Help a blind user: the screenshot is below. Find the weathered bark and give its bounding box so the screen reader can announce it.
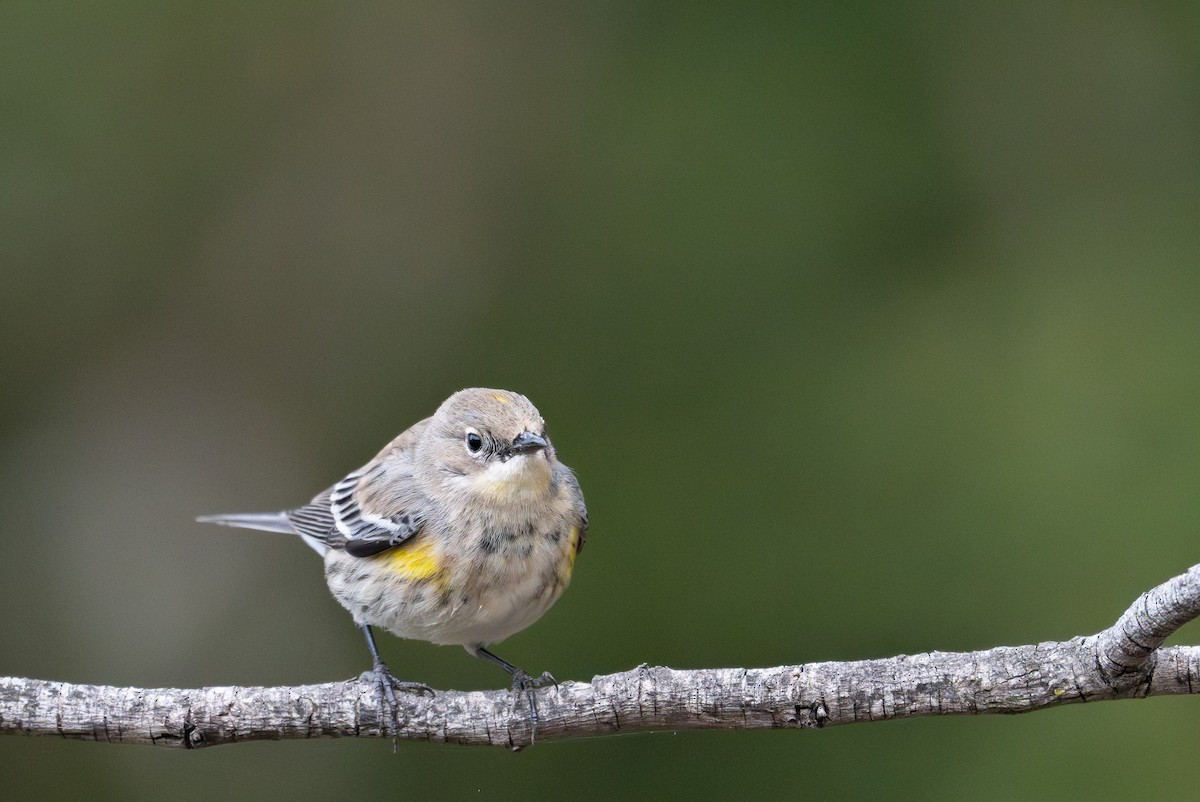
[4,563,1199,750]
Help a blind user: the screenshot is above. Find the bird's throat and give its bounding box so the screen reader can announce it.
[474,454,553,501]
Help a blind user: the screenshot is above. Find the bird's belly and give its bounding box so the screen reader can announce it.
[323,524,577,647]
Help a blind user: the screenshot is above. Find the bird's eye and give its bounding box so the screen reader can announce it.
[465,429,484,454]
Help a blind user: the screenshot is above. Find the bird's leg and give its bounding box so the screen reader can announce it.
[473,645,557,743]
[359,624,434,748]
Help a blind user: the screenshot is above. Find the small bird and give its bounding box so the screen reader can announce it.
[198,388,587,738]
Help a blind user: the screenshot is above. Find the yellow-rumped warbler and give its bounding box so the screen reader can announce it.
[198,388,587,734]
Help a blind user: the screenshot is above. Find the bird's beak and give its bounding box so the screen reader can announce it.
[509,431,548,455]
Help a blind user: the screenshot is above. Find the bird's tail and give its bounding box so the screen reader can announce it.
[197,511,328,556]
[196,511,296,534]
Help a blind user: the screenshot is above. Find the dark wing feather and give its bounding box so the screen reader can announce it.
[286,486,338,543]
[287,469,424,558]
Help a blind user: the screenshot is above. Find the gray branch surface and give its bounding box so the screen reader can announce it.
[4,563,1200,750]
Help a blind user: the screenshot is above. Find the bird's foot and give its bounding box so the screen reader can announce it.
[359,658,435,749]
[510,670,557,744]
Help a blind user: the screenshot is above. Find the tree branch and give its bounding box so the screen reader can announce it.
[4,563,1200,750]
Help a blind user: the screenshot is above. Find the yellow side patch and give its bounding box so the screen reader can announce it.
[565,526,581,573]
[379,536,444,584]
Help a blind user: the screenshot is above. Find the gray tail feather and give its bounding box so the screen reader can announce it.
[196,512,296,534]
[196,511,327,556]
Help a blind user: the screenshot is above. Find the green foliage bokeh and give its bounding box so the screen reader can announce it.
[2,2,1199,799]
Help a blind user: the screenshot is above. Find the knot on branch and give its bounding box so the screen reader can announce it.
[1094,564,1200,680]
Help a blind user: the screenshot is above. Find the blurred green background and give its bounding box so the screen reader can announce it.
[2,1,1199,799]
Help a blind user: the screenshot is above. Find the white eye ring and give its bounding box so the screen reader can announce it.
[464,427,484,455]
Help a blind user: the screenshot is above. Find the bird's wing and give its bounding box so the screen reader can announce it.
[559,464,588,554]
[287,471,423,558]
[289,421,431,558]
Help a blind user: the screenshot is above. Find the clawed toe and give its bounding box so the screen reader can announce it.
[512,669,557,694]
[533,671,558,691]
[359,665,434,699]
[390,679,436,697]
